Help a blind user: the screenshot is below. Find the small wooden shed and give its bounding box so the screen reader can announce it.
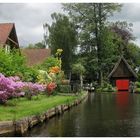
[108,56,137,91]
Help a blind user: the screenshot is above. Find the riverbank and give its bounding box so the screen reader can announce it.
[0,91,88,136]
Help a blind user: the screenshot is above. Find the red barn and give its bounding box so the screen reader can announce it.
[108,56,137,91]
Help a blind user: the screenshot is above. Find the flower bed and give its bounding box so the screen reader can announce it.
[0,73,45,104]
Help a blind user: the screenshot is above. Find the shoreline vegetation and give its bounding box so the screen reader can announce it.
[0,91,87,122]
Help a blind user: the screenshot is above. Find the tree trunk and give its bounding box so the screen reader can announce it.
[80,74,83,89]
[98,3,103,86]
[94,4,103,86]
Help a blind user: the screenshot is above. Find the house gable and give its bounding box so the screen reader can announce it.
[0,23,19,49]
[108,56,137,80]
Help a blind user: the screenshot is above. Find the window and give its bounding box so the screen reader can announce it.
[5,45,10,53]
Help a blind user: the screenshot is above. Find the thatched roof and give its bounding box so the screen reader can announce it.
[108,56,137,79]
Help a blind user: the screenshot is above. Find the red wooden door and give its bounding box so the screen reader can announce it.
[116,79,129,91]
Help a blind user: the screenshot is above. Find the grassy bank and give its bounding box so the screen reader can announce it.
[0,92,86,121]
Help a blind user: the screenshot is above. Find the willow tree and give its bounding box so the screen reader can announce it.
[63,3,122,86]
[44,13,77,77]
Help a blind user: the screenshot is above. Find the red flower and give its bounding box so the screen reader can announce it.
[47,82,57,93]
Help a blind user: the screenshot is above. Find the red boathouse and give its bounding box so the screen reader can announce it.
[108,56,137,91]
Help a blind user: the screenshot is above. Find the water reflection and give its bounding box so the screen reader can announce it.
[116,92,130,119]
[26,92,140,137]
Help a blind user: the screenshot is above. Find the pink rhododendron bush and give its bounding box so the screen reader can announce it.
[0,73,45,104]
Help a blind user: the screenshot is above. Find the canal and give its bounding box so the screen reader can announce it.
[25,92,140,137]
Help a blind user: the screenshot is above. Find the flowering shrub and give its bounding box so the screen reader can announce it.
[49,66,60,74]
[0,74,24,103]
[56,49,63,56]
[37,70,52,84]
[23,82,45,100]
[0,91,8,104]
[46,82,57,96]
[40,57,61,72]
[33,49,64,96]
[0,73,45,104]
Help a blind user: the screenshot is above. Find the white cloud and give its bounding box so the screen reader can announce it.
[1,3,140,47]
[110,3,140,46]
[0,3,63,46]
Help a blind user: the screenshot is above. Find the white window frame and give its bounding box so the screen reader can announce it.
[5,45,10,53]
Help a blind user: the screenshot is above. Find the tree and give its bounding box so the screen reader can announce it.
[26,41,45,49]
[110,21,135,55]
[35,42,46,48]
[72,63,85,88]
[44,13,77,76]
[127,43,140,69]
[63,3,122,85]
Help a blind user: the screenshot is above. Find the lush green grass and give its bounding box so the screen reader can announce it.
[0,93,85,121]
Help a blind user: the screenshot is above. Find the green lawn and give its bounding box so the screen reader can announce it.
[0,93,85,121]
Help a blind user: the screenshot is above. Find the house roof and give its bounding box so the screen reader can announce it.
[0,23,19,48]
[0,23,14,45]
[108,56,138,79]
[21,48,51,66]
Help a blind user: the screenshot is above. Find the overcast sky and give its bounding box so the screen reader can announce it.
[0,3,140,47]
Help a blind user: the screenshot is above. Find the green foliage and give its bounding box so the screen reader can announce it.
[126,43,140,69]
[0,94,84,121]
[58,85,71,93]
[55,71,65,85]
[62,3,122,84]
[0,49,24,76]
[0,49,38,82]
[135,82,140,93]
[72,62,85,89]
[135,82,140,88]
[37,70,52,84]
[26,41,45,48]
[137,73,140,82]
[96,82,117,92]
[22,67,38,82]
[44,13,77,74]
[135,88,140,92]
[39,56,61,72]
[72,63,85,75]
[35,42,46,48]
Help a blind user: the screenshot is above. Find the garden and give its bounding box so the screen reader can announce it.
[0,48,85,122]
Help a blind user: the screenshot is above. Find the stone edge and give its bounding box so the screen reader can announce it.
[0,92,88,136]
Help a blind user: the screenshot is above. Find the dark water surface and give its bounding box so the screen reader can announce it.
[25,92,140,137]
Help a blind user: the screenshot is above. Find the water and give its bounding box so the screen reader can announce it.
[25,92,140,137]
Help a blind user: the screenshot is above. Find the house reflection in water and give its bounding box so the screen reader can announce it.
[115,92,132,120]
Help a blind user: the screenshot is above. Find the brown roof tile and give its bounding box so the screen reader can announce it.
[21,48,51,66]
[0,23,14,45]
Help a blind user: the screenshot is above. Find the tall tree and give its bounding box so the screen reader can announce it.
[63,3,122,85]
[44,13,77,76]
[110,21,135,55]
